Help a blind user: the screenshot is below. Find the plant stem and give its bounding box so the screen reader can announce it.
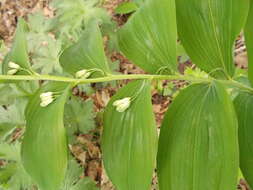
[0,75,77,83]
[0,74,210,83]
[0,74,252,94]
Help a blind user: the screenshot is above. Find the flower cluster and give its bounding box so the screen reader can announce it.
[40,92,54,107]
[7,62,20,75]
[113,97,131,112]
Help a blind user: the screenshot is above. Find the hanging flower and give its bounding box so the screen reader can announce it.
[7,69,18,75]
[40,92,54,107]
[113,97,131,112]
[8,61,20,69]
[7,61,20,75]
[75,69,91,79]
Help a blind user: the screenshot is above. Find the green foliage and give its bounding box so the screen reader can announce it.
[64,97,95,143]
[51,0,86,35]
[21,82,71,190]
[244,1,253,86]
[0,41,8,72]
[115,2,138,14]
[1,0,253,189]
[102,80,157,190]
[184,67,209,79]
[0,81,38,142]
[234,92,253,189]
[27,12,62,74]
[51,0,111,47]
[0,100,26,141]
[27,12,54,33]
[176,0,249,78]
[0,85,19,105]
[61,159,98,190]
[118,0,177,74]
[132,0,145,6]
[177,43,189,63]
[157,82,238,190]
[60,21,111,76]
[0,143,34,190]
[2,19,31,75]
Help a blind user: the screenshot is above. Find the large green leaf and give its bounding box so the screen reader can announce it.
[2,18,31,74]
[102,80,157,190]
[234,92,253,188]
[59,21,110,76]
[21,82,71,190]
[157,82,238,190]
[118,0,177,74]
[176,0,249,78]
[244,1,253,86]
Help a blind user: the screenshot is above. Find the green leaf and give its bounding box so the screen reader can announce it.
[27,32,63,75]
[64,97,95,143]
[0,124,14,142]
[28,12,54,33]
[157,82,239,190]
[177,42,189,63]
[60,21,110,76]
[133,0,145,6]
[11,81,39,97]
[115,2,138,14]
[61,159,83,190]
[0,40,9,74]
[234,92,253,188]
[0,99,27,141]
[70,179,98,190]
[0,143,34,190]
[51,0,112,48]
[0,143,20,161]
[102,80,157,190]
[26,12,63,75]
[118,0,177,74]
[176,0,249,78]
[50,0,87,45]
[21,82,71,190]
[0,85,17,105]
[244,1,253,86]
[76,84,95,95]
[0,163,17,184]
[61,159,98,190]
[3,165,34,190]
[2,18,31,74]
[0,81,39,103]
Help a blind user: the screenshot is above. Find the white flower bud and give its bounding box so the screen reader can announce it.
[40,97,54,107]
[40,92,53,100]
[40,92,54,107]
[8,61,20,69]
[7,69,18,75]
[75,69,91,79]
[113,97,131,112]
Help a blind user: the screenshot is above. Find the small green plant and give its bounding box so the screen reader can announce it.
[1,0,253,190]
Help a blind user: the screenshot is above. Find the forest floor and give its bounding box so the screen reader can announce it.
[0,0,249,190]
